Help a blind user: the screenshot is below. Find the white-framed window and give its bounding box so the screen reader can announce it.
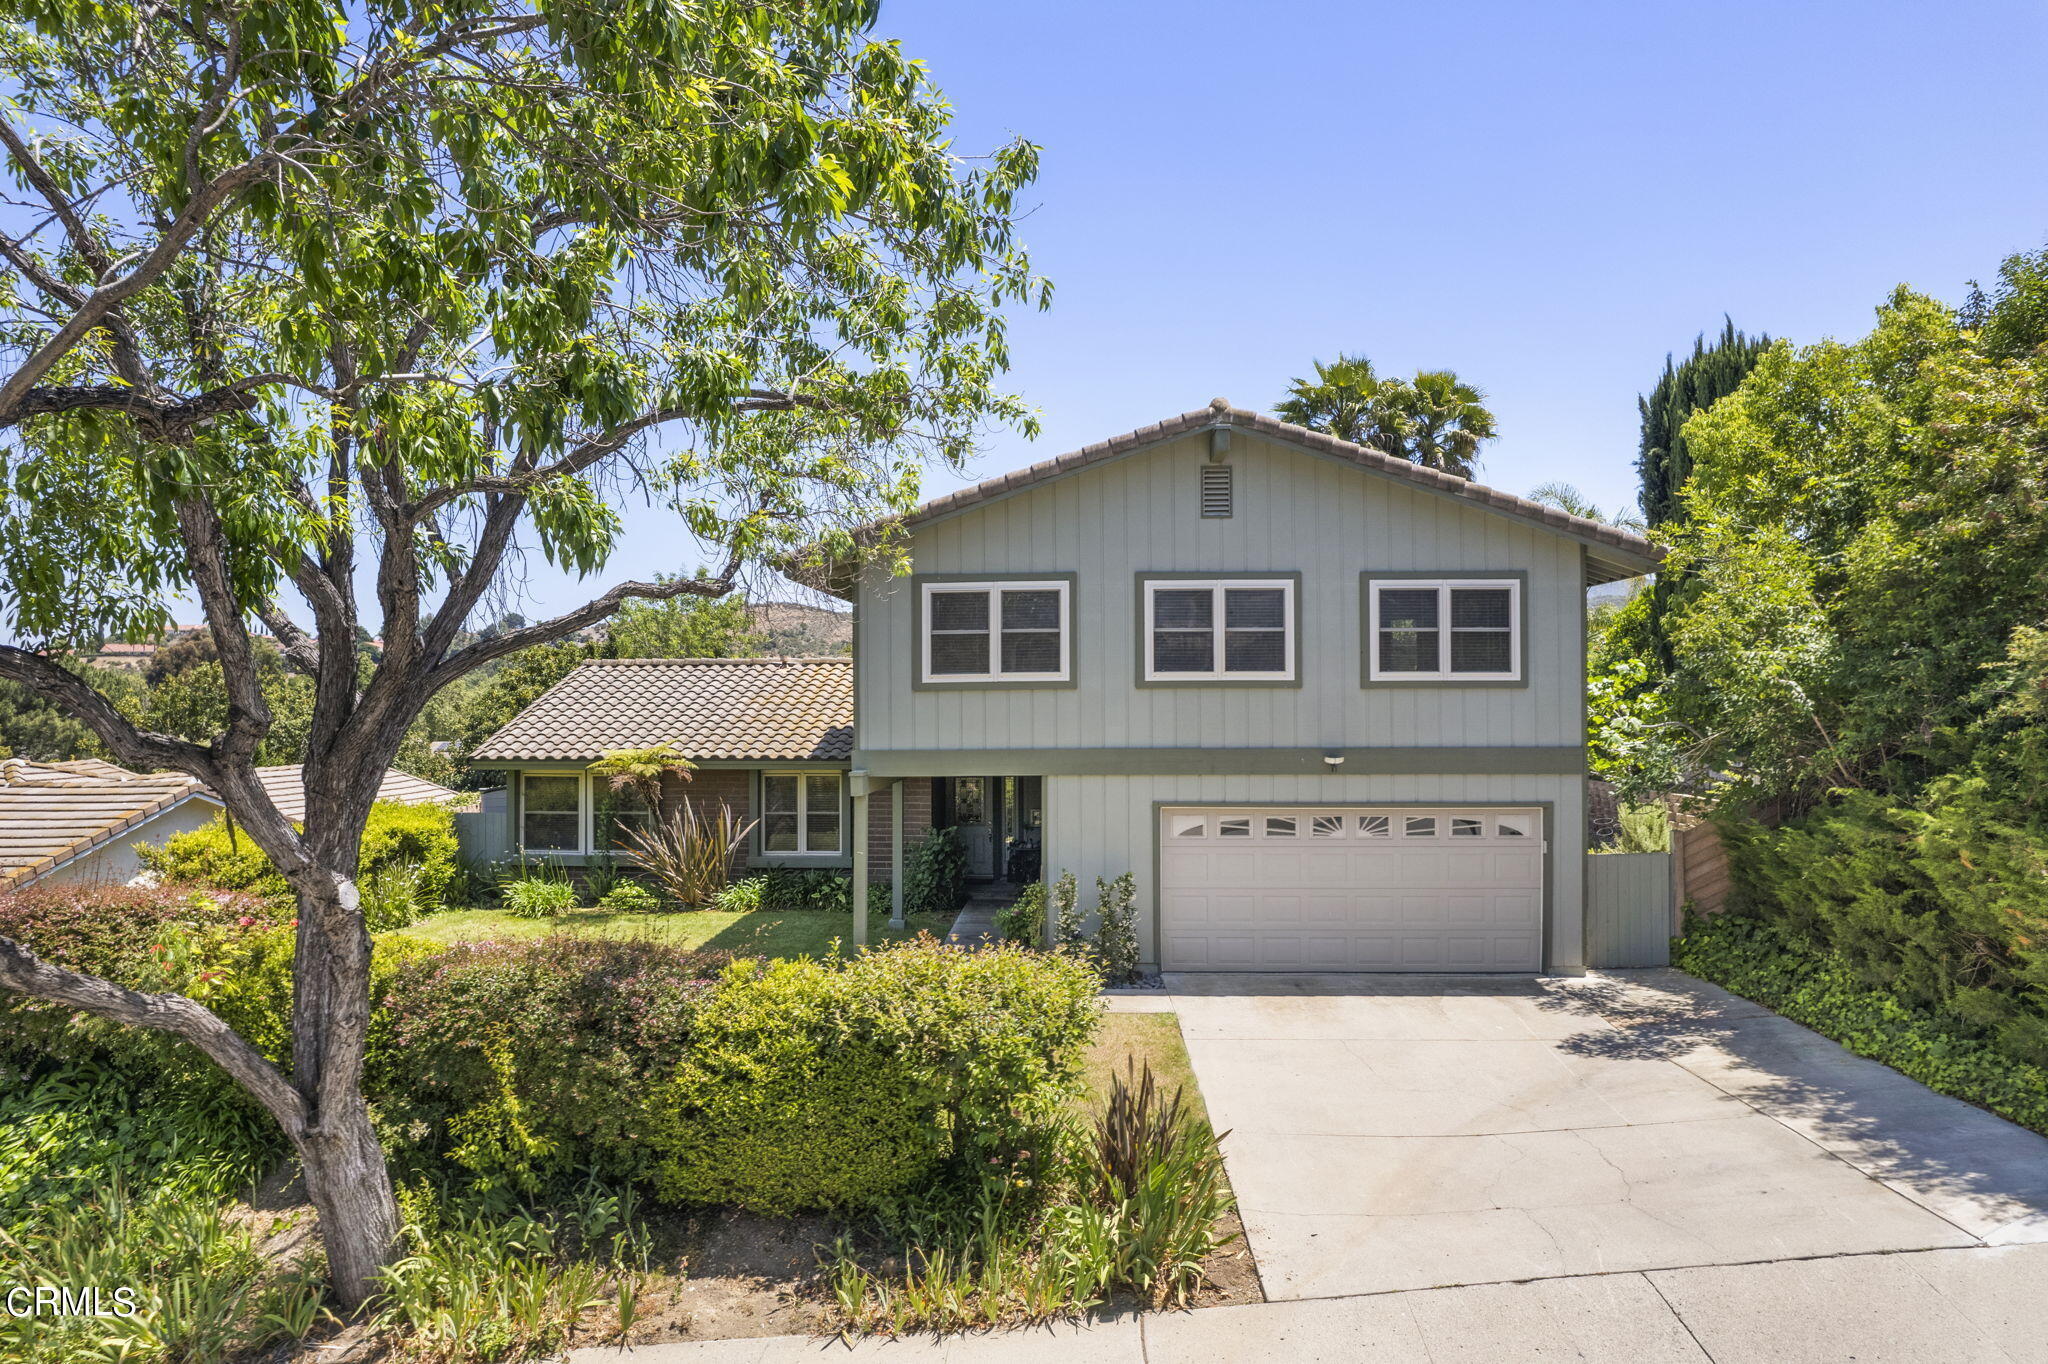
[761,771,844,855]
[1368,579,1520,681]
[1143,578,1295,681]
[596,782,657,852]
[521,773,582,853]
[921,580,1071,683]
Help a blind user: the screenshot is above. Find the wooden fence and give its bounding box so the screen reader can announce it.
[1670,815,1732,918]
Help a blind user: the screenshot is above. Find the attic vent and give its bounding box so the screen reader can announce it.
[1199,464,1234,518]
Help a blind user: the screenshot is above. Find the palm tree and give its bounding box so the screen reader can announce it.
[1525,481,1647,532]
[1276,356,1497,479]
[1275,354,1408,450]
[1392,370,1496,479]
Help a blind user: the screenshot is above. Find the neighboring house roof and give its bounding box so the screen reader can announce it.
[250,765,465,821]
[795,401,1662,591]
[0,759,222,891]
[469,657,854,764]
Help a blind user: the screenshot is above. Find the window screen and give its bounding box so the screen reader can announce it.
[1371,581,1519,679]
[923,582,1067,681]
[927,590,990,675]
[763,772,842,854]
[522,774,580,853]
[1146,580,1294,679]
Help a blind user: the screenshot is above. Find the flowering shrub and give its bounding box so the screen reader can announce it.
[367,937,732,1190]
[0,885,285,1141]
[0,883,275,988]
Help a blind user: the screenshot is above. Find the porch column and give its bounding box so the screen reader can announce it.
[889,779,905,929]
[851,770,870,947]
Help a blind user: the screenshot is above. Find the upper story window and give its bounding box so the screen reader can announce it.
[921,580,1071,684]
[1143,577,1296,682]
[1367,578,1521,682]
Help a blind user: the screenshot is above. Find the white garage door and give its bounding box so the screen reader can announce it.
[1159,806,1545,972]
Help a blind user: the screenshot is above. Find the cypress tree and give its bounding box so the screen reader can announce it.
[1636,318,1772,527]
[1637,320,1772,666]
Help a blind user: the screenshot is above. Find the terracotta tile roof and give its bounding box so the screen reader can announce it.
[0,759,221,891]
[469,657,854,764]
[792,401,1663,590]
[251,765,466,821]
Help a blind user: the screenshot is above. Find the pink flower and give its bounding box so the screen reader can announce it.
[237,916,256,929]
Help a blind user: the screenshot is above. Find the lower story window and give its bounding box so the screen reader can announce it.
[596,783,657,851]
[762,772,843,854]
[522,774,580,852]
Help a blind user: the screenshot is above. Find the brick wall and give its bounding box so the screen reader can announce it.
[658,767,753,876]
[866,777,933,884]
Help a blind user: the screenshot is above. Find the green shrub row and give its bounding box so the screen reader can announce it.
[1719,777,2048,1066]
[716,833,966,920]
[1,885,1105,1211]
[1674,912,2048,1134]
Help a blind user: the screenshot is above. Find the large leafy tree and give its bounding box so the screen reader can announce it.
[1661,280,2048,806]
[1276,354,1496,478]
[0,0,1042,1306]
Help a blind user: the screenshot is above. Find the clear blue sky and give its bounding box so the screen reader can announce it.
[209,1,2048,622]
[535,0,2048,617]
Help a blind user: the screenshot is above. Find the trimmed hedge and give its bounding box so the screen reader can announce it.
[650,940,1100,1214]
[0,884,277,1065]
[1675,912,2048,1134]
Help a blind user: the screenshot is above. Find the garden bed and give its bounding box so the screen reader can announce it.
[258,1009,1260,1355]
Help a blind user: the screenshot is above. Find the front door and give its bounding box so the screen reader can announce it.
[954,777,994,878]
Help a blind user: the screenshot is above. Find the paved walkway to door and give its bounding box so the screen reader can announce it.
[1166,969,2048,1302]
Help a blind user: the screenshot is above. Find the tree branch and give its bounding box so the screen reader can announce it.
[258,605,322,675]
[173,499,275,773]
[0,936,307,1136]
[427,548,744,689]
[0,377,297,437]
[406,391,826,519]
[0,645,214,778]
[0,153,279,419]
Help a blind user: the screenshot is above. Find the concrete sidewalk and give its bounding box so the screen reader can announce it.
[567,1242,2048,1363]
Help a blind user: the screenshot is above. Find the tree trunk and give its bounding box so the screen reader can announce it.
[294,1090,401,1311]
[287,862,400,1312]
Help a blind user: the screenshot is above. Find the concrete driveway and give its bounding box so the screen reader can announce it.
[1160,969,2048,1303]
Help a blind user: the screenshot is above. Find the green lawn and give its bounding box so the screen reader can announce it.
[406,907,954,957]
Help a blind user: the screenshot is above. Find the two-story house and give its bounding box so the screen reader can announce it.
[470,400,1660,974]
